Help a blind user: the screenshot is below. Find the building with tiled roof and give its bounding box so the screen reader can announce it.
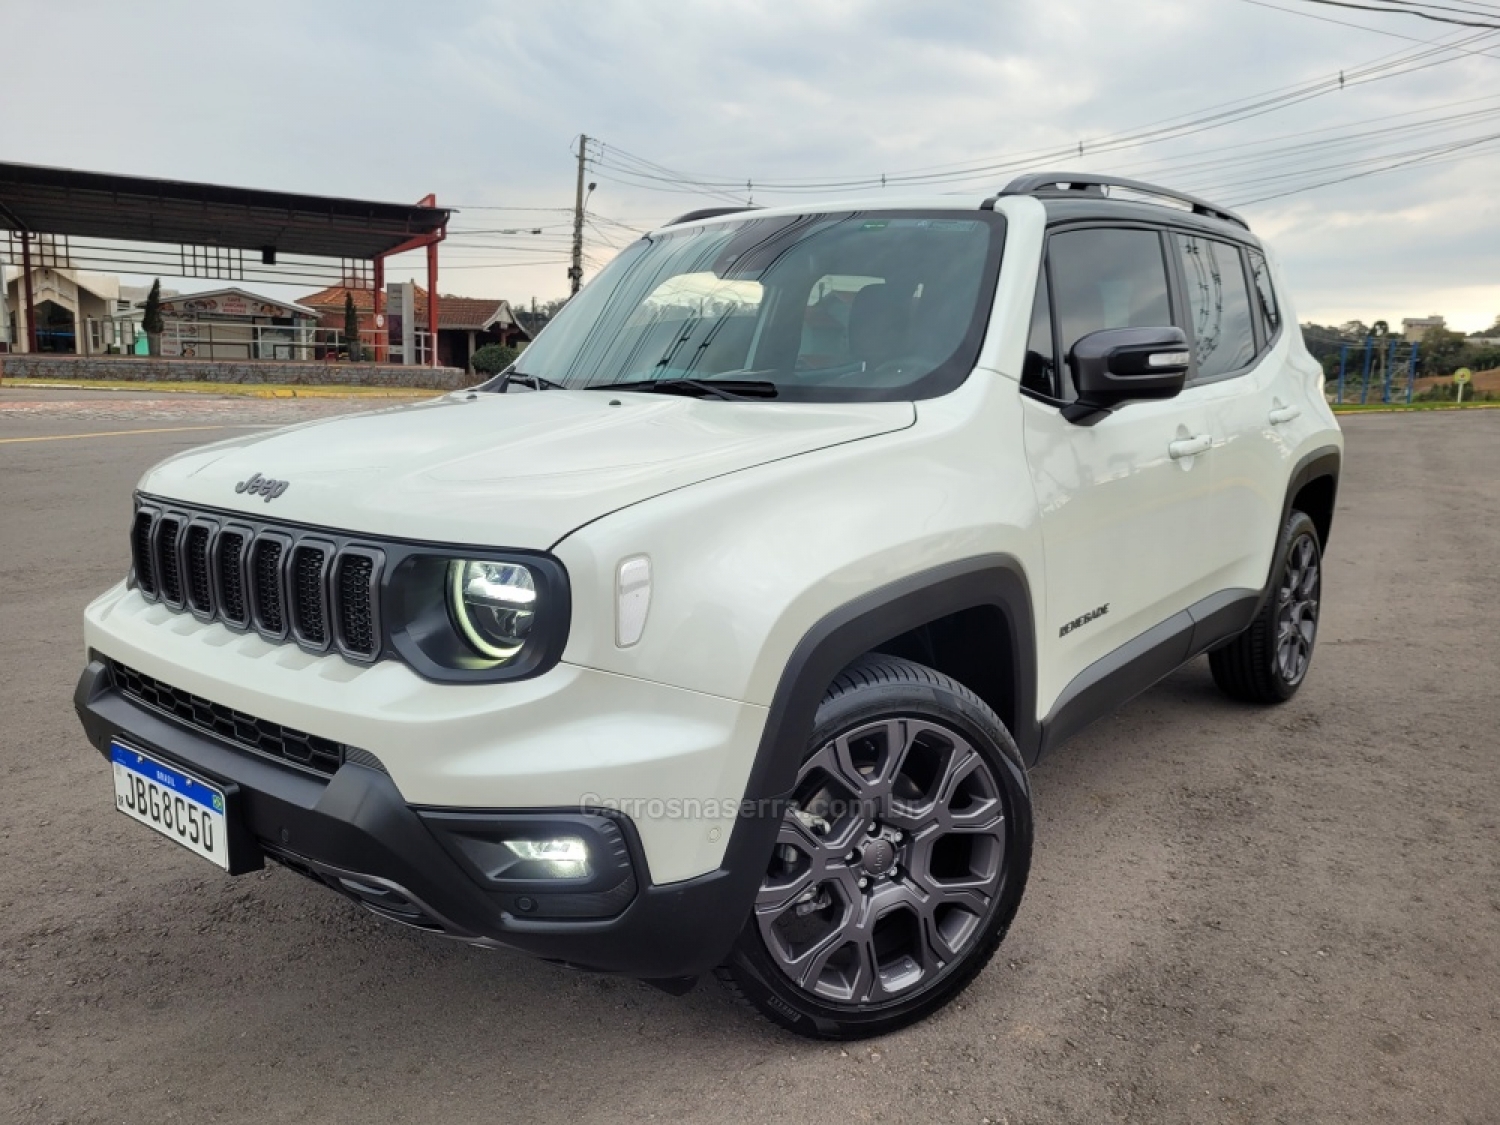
[298,283,531,369]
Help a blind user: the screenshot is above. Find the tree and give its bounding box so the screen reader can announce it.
[515,296,570,335]
[471,342,520,375]
[343,292,362,363]
[1415,326,1467,377]
[1339,319,1371,339]
[142,279,164,357]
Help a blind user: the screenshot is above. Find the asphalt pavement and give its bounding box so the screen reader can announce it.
[2,388,1496,1124]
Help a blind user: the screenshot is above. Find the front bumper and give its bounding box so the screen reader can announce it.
[75,659,771,979]
[83,583,769,885]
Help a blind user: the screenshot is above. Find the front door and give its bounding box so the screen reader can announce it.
[1021,225,1224,717]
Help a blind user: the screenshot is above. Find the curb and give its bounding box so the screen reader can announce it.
[0,378,441,400]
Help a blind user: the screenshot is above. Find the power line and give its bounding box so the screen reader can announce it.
[1120,97,1500,188]
[589,28,1499,198]
[1294,0,1500,27]
[1227,128,1500,202]
[1238,0,1500,51]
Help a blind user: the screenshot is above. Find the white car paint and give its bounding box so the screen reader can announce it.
[85,191,1342,885]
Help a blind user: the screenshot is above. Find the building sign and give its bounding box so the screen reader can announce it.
[387,281,415,365]
[159,291,296,319]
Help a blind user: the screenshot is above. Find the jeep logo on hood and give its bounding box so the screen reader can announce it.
[235,473,289,502]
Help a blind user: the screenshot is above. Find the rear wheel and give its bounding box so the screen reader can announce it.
[719,655,1032,1039]
[1210,509,1322,703]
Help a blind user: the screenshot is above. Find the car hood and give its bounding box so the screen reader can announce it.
[140,390,916,548]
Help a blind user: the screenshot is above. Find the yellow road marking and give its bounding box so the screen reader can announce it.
[0,424,259,446]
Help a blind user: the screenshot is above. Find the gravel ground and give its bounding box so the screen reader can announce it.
[2,390,1496,1124]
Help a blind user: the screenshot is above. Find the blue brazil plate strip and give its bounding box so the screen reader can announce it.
[110,742,224,813]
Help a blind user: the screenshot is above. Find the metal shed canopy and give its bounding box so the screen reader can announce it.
[0,161,450,260]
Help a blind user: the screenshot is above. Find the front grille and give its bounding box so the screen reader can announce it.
[131,509,157,596]
[215,528,249,626]
[156,515,184,606]
[333,552,378,657]
[183,523,214,615]
[250,537,286,635]
[108,658,348,776]
[129,505,383,663]
[290,544,330,646]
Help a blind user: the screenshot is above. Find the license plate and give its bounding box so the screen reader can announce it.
[111,741,230,870]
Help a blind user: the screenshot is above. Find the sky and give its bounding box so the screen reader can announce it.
[3,0,1498,332]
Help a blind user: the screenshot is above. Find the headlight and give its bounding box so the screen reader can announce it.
[384,550,569,683]
[448,559,538,662]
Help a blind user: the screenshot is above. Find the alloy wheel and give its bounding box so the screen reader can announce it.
[1276,534,1320,685]
[755,717,1009,1006]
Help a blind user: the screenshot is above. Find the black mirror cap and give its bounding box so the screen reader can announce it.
[1063,327,1190,425]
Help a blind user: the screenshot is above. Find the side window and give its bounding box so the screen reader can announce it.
[1247,249,1281,338]
[1048,228,1172,392]
[1021,267,1057,397]
[1175,235,1256,379]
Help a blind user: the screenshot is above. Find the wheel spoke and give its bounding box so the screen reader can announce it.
[791,923,853,989]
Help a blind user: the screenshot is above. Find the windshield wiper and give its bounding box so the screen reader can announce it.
[484,369,564,392]
[589,378,779,401]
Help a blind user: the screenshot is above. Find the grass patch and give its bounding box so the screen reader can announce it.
[1332,401,1500,414]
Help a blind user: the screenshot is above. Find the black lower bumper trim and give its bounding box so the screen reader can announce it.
[74,658,767,978]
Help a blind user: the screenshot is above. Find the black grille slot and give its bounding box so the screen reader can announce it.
[127,502,384,665]
[215,529,249,626]
[184,524,215,615]
[334,553,378,658]
[155,516,184,606]
[290,544,329,647]
[251,537,286,635]
[131,509,158,596]
[108,659,347,776]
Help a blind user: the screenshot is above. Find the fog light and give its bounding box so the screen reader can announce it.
[504,836,591,879]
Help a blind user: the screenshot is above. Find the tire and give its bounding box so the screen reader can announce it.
[1209,509,1323,704]
[718,654,1033,1039]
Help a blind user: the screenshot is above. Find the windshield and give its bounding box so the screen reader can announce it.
[515,210,1005,402]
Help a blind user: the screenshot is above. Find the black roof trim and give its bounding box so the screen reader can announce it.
[995,172,1249,231]
[663,206,761,227]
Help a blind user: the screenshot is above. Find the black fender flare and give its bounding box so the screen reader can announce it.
[699,555,1037,964]
[746,554,1039,805]
[1258,445,1341,609]
[704,555,1038,949]
[1281,445,1341,548]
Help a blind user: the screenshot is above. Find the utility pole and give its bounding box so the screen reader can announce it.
[569,135,595,297]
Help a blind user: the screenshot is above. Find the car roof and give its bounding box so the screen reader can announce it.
[655,174,1257,245]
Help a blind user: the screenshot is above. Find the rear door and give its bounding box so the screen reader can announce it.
[1022,224,1225,715]
[1169,234,1300,596]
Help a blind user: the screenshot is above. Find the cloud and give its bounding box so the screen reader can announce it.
[1,0,1495,327]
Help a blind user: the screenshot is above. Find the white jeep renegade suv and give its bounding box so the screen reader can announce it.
[77,173,1341,1039]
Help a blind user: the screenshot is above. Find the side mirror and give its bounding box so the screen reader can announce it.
[1062,327,1191,426]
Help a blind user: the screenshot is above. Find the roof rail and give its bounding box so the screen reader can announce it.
[993,172,1249,230]
[663,205,760,227]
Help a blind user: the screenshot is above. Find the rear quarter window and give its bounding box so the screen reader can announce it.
[1175,234,1256,380]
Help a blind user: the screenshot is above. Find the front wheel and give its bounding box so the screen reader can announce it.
[1210,509,1323,703]
[718,655,1032,1039]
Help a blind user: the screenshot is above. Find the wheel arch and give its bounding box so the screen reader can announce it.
[744,555,1039,812]
[1282,445,1341,554]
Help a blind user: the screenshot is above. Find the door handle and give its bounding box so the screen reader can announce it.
[1269,404,1301,425]
[1168,434,1212,460]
